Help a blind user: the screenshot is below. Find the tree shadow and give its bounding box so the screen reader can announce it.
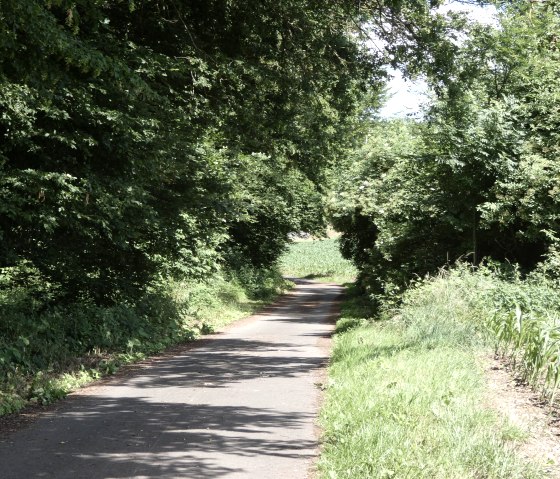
[302,272,334,280]
[1,397,316,478]
[0,281,344,478]
[118,337,328,390]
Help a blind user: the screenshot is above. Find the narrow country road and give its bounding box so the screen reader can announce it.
[0,280,343,479]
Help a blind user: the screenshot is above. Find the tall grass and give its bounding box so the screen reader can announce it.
[279,238,357,283]
[319,278,544,478]
[431,265,560,403]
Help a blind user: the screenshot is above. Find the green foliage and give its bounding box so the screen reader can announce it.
[397,263,560,403]
[321,3,560,474]
[328,2,560,297]
[319,286,542,478]
[0,0,386,413]
[225,153,327,268]
[0,0,377,304]
[483,271,560,403]
[328,119,442,297]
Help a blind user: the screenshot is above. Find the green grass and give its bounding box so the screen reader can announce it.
[401,266,560,402]
[279,238,357,283]
[318,284,544,478]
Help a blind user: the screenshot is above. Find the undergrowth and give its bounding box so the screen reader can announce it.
[0,267,290,416]
[404,264,560,403]
[319,274,545,478]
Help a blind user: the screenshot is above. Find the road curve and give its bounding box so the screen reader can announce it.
[0,279,343,479]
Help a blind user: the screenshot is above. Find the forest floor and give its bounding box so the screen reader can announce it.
[0,279,342,479]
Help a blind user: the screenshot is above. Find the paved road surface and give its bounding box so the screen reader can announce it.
[0,280,342,479]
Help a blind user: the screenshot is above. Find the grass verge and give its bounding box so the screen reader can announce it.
[280,238,357,283]
[0,269,291,416]
[318,284,544,478]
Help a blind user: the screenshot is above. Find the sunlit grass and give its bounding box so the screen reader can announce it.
[318,286,543,478]
[279,238,357,284]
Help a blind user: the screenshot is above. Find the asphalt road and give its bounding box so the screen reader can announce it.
[0,280,342,479]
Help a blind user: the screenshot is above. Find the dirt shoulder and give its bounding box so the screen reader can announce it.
[484,355,560,477]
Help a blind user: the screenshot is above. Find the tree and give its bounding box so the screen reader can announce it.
[0,0,376,304]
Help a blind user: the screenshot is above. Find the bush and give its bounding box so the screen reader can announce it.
[395,263,560,402]
[0,264,289,415]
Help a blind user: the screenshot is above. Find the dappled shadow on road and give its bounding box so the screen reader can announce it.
[0,280,343,479]
[117,282,342,391]
[1,397,315,478]
[255,281,343,326]
[121,338,326,390]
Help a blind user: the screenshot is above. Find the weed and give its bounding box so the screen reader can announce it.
[402,265,560,402]
[319,282,544,478]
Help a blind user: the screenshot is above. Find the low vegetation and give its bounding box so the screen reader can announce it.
[278,239,557,477]
[426,265,560,403]
[0,268,289,416]
[319,277,546,478]
[280,238,357,284]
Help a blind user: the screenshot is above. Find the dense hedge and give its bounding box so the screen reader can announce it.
[328,2,560,299]
[0,0,373,303]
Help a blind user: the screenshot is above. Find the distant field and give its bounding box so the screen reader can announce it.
[279,238,357,284]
